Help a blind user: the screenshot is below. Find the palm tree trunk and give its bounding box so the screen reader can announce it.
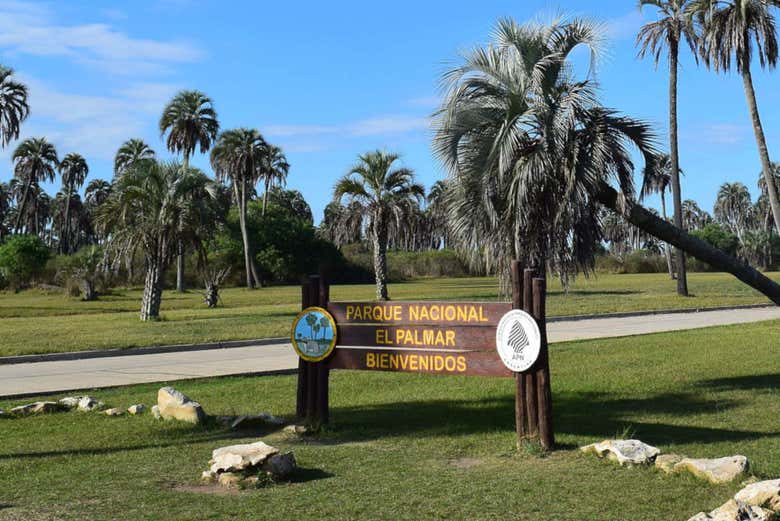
[176,153,190,292]
[373,216,389,301]
[742,67,780,236]
[660,192,675,280]
[63,189,71,254]
[669,41,688,295]
[597,183,780,305]
[262,178,269,216]
[239,197,254,289]
[140,258,164,321]
[14,181,30,234]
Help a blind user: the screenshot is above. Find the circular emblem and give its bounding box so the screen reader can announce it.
[495,310,541,372]
[291,306,337,362]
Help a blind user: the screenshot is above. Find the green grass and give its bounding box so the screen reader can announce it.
[2,319,780,520]
[0,271,777,357]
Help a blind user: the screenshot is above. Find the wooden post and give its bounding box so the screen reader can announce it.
[316,274,330,425]
[533,277,554,450]
[296,281,311,419]
[523,268,539,438]
[510,261,527,442]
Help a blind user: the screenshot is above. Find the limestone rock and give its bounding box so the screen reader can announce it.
[734,479,780,511]
[209,441,279,474]
[580,439,660,466]
[11,401,62,416]
[157,387,206,424]
[655,453,685,474]
[201,470,216,483]
[283,424,310,436]
[217,472,242,489]
[0,409,5,418]
[127,404,146,415]
[262,452,297,479]
[230,413,287,430]
[104,408,124,416]
[674,456,749,484]
[77,396,103,412]
[151,405,161,419]
[687,499,775,521]
[58,397,81,410]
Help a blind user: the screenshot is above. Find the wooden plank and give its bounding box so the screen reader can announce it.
[327,347,511,377]
[337,324,497,351]
[328,301,511,326]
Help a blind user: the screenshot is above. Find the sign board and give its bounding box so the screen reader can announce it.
[323,301,513,377]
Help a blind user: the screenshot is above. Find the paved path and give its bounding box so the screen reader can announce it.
[2,306,779,398]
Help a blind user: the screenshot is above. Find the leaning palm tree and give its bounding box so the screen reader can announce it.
[114,139,155,177]
[714,181,754,240]
[12,137,58,234]
[58,153,89,254]
[259,144,289,215]
[334,150,424,300]
[434,16,780,303]
[641,154,679,279]
[0,66,29,148]
[160,90,219,292]
[637,0,699,295]
[210,128,266,288]
[97,161,219,320]
[692,0,780,237]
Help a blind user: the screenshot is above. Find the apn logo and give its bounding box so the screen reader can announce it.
[507,321,529,359]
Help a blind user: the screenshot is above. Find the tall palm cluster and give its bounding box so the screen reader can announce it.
[0,77,292,319]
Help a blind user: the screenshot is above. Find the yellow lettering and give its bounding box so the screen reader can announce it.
[380,352,389,369]
[457,307,467,322]
[479,306,488,322]
[366,352,376,368]
[445,305,455,321]
[409,355,418,371]
[446,330,455,346]
[468,307,478,322]
[456,356,466,372]
[445,357,456,371]
[420,356,429,371]
[434,356,445,371]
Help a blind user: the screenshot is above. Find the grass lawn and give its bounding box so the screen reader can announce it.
[2,319,780,520]
[0,271,778,357]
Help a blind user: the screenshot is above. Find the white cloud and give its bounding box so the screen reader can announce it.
[683,123,750,146]
[605,10,644,41]
[0,0,202,75]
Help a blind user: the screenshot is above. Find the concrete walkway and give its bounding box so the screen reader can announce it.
[2,306,779,398]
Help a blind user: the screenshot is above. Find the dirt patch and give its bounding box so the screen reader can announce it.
[449,457,483,469]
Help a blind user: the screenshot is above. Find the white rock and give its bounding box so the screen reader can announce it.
[77,396,103,412]
[201,470,216,483]
[127,404,146,415]
[580,439,660,466]
[655,453,685,474]
[674,456,749,484]
[687,499,774,521]
[209,441,279,474]
[104,408,124,416]
[58,397,81,410]
[11,401,62,415]
[283,424,309,435]
[157,387,206,424]
[151,405,161,419]
[734,479,780,511]
[217,472,242,489]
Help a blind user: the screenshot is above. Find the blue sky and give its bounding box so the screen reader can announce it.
[0,0,778,223]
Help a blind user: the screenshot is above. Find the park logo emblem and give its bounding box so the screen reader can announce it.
[291,306,338,362]
[495,309,541,372]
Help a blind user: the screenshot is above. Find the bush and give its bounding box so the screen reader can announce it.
[0,235,50,290]
[341,245,470,281]
[620,249,667,274]
[690,224,740,256]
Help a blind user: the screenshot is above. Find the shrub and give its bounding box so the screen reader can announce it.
[0,235,50,290]
[620,249,667,274]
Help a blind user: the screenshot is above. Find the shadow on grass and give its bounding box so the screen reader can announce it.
[290,467,334,484]
[547,290,640,297]
[697,373,780,391]
[326,390,764,447]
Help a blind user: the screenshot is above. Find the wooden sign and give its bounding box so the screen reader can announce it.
[294,262,554,450]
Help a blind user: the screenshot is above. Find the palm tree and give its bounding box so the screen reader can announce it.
[160,90,220,292]
[641,154,680,279]
[692,0,780,237]
[434,16,780,303]
[427,180,450,249]
[97,160,219,320]
[637,0,699,295]
[0,66,29,147]
[259,144,289,215]
[58,153,89,254]
[681,199,711,230]
[84,179,112,210]
[12,137,58,234]
[715,181,754,240]
[210,128,266,288]
[114,139,155,177]
[334,150,424,300]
